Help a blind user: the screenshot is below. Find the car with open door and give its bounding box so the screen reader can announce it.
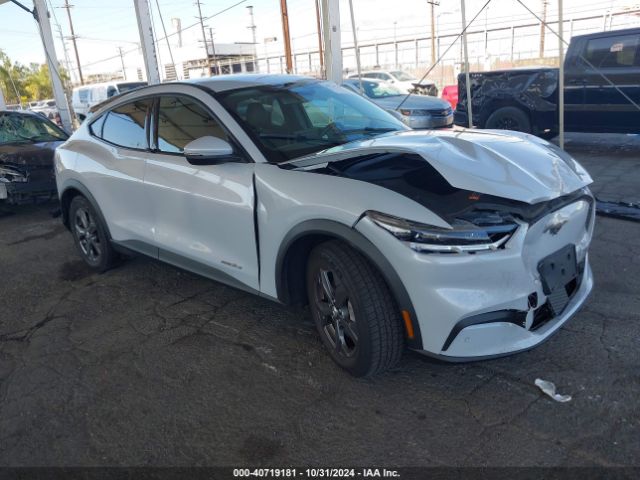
[55,75,595,377]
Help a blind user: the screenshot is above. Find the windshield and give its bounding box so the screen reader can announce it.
[217,81,406,163]
[0,113,68,145]
[349,80,404,99]
[390,71,416,82]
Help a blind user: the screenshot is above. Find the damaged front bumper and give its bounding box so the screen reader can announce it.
[355,194,595,360]
[0,164,57,204]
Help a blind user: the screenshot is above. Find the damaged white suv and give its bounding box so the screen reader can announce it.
[55,75,595,376]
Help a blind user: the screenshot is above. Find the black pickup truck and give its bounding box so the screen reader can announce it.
[454,28,640,138]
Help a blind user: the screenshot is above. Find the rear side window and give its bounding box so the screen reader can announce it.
[157,96,228,154]
[585,34,639,68]
[100,98,151,149]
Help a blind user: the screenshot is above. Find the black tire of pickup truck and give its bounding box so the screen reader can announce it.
[485,106,532,133]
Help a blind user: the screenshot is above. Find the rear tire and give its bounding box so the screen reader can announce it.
[306,240,404,377]
[69,195,118,272]
[485,106,532,133]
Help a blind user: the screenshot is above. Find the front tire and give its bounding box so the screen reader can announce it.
[306,241,404,377]
[485,106,532,133]
[69,195,117,272]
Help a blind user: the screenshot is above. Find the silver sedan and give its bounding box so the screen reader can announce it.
[342,78,453,129]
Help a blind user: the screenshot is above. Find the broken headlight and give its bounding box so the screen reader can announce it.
[366,210,518,253]
[0,165,28,183]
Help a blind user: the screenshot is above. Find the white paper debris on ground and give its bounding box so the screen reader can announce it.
[535,378,572,403]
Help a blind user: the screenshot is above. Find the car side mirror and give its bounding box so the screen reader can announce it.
[183,136,236,165]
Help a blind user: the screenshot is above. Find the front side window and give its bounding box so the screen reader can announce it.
[156,96,229,154]
[100,98,151,149]
[585,34,639,68]
[217,80,406,163]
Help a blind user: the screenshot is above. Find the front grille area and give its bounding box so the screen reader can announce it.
[531,260,585,331]
[428,108,452,117]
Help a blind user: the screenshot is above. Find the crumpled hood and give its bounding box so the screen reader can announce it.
[300,129,592,204]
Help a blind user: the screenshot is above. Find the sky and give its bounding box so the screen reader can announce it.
[0,0,633,79]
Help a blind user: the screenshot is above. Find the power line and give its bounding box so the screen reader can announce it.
[396,0,492,112]
[155,0,176,74]
[79,0,248,70]
[195,0,210,73]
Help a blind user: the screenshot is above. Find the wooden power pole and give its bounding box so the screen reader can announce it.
[63,0,83,85]
[539,0,548,58]
[280,0,293,73]
[428,1,439,66]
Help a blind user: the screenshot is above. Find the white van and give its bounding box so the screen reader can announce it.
[72,81,146,121]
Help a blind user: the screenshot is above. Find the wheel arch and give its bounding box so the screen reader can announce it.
[59,179,112,240]
[275,219,423,350]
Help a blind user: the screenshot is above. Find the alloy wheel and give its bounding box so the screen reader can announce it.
[313,269,358,358]
[74,206,102,262]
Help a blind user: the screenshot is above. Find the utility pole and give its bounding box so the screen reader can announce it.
[321,0,341,84]
[117,47,127,80]
[460,0,473,128]
[315,0,324,72]
[280,0,293,73]
[195,0,210,73]
[558,0,565,149]
[246,5,257,45]
[55,24,75,84]
[539,0,548,58]
[33,0,73,131]
[63,0,83,85]
[428,1,439,66]
[133,0,161,84]
[246,5,257,72]
[208,28,220,75]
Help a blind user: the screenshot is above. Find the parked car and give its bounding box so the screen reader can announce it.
[30,98,59,123]
[55,75,594,376]
[0,110,69,204]
[72,81,147,121]
[455,28,640,137]
[441,85,458,110]
[348,70,438,96]
[342,78,452,129]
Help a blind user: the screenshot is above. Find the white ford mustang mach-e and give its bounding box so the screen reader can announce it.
[55,75,595,376]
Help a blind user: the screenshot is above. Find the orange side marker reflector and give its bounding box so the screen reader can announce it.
[401,310,415,339]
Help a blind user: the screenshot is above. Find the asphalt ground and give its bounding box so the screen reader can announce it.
[0,133,638,468]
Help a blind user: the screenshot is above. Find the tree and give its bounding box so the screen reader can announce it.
[0,49,70,105]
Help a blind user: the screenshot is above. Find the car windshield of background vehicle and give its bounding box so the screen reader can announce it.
[390,70,416,81]
[0,113,68,145]
[217,81,406,163]
[359,81,405,99]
